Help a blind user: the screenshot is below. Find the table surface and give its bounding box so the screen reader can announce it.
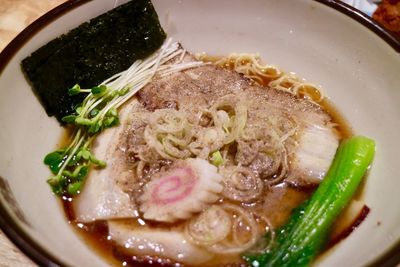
[0,2,67,265]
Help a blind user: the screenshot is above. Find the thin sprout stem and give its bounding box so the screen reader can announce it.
[107,62,141,88]
[150,38,172,77]
[97,95,120,121]
[65,129,81,153]
[114,79,150,108]
[86,97,106,115]
[101,70,125,85]
[80,97,97,117]
[85,90,115,116]
[57,136,85,175]
[84,135,96,149]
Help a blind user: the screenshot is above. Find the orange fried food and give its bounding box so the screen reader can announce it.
[373,0,400,36]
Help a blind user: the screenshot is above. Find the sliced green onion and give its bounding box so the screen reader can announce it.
[67,84,81,96]
[211,151,224,166]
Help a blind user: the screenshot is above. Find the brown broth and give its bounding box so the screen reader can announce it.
[59,55,362,267]
[62,184,313,267]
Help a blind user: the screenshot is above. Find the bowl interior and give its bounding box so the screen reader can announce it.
[0,0,399,266]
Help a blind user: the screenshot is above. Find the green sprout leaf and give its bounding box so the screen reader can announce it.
[109,90,119,98]
[75,117,93,126]
[90,108,99,117]
[88,121,102,133]
[67,181,83,195]
[67,154,79,166]
[61,114,77,124]
[118,86,130,96]
[77,148,91,161]
[75,106,83,115]
[211,151,224,166]
[68,84,81,96]
[47,174,68,195]
[91,85,107,96]
[44,151,63,165]
[46,174,61,187]
[104,116,119,128]
[108,107,118,117]
[75,165,89,180]
[90,155,106,168]
[44,151,65,174]
[61,170,74,178]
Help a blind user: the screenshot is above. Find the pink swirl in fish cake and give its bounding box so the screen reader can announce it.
[151,167,198,205]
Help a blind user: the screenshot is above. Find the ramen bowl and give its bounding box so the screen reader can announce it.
[0,0,399,266]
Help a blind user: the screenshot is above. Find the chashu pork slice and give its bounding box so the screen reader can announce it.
[286,123,339,186]
[108,220,214,265]
[74,100,140,222]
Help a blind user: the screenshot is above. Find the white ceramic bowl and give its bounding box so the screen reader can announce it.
[0,0,399,266]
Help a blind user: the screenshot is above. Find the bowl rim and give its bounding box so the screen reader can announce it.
[0,0,399,266]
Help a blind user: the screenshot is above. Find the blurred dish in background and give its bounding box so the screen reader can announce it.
[342,0,400,38]
[0,0,66,50]
[373,0,400,37]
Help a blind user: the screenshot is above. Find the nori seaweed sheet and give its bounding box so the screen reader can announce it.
[22,0,166,123]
